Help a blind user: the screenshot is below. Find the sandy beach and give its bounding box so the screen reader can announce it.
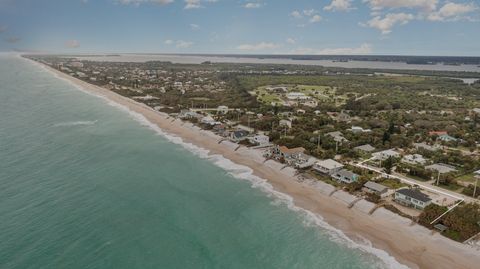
[34,59,480,269]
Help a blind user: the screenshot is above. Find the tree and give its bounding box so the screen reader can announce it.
[383,156,394,174]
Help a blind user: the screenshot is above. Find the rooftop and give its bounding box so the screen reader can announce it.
[396,188,431,203]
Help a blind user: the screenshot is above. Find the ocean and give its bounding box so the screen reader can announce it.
[0,54,404,269]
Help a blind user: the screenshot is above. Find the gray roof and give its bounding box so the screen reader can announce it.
[425,163,457,174]
[364,181,388,193]
[396,188,431,203]
[354,144,376,152]
[334,169,358,179]
[316,159,344,170]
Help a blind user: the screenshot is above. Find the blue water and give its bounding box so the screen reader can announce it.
[0,54,397,269]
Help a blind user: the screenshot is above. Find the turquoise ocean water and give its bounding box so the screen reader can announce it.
[0,55,404,269]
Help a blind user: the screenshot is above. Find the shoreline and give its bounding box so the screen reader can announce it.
[29,58,480,269]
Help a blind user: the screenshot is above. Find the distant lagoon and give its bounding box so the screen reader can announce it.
[76,54,480,74]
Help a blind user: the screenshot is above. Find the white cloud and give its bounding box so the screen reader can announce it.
[292,43,373,55]
[303,9,317,16]
[176,40,194,48]
[184,0,201,9]
[291,9,322,24]
[324,0,354,12]
[236,42,280,51]
[190,23,200,30]
[364,12,414,34]
[291,10,303,18]
[244,2,262,9]
[427,2,478,21]
[164,39,174,45]
[363,0,439,12]
[309,14,322,23]
[65,39,80,48]
[286,38,296,44]
[117,0,174,6]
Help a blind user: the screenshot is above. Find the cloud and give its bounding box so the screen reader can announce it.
[190,23,200,30]
[292,43,373,55]
[309,14,322,23]
[164,39,174,44]
[4,36,21,43]
[236,42,281,51]
[117,0,174,6]
[364,12,414,34]
[291,9,322,24]
[244,2,263,9]
[324,0,354,12]
[184,0,201,9]
[363,0,439,12]
[65,39,80,48]
[290,10,303,18]
[176,40,194,48]
[427,2,478,21]
[0,25,6,33]
[286,38,296,44]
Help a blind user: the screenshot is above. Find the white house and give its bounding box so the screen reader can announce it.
[201,115,220,126]
[217,105,229,114]
[402,154,428,165]
[326,131,349,143]
[313,159,344,175]
[372,149,401,161]
[394,188,432,210]
[279,119,292,129]
[248,134,269,146]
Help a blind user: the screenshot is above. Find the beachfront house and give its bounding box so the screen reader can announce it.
[331,169,359,184]
[201,115,221,126]
[274,146,305,159]
[372,149,401,161]
[292,153,318,169]
[363,181,389,198]
[248,134,270,146]
[313,159,344,175]
[394,188,432,210]
[230,130,250,142]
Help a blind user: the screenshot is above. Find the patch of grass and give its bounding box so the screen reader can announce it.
[378,178,408,189]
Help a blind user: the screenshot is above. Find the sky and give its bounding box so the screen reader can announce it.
[0,0,479,56]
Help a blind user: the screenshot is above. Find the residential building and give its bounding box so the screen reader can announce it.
[413,142,440,152]
[326,131,349,143]
[331,169,359,184]
[402,154,428,165]
[394,188,432,210]
[363,181,389,198]
[354,144,376,153]
[313,159,344,175]
[372,149,401,161]
[425,163,458,174]
[248,134,269,146]
[349,126,372,133]
[230,130,250,142]
[217,105,229,114]
[279,119,292,129]
[437,134,458,142]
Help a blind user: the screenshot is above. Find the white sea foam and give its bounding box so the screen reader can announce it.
[29,57,410,269]
[53,120,97,127]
